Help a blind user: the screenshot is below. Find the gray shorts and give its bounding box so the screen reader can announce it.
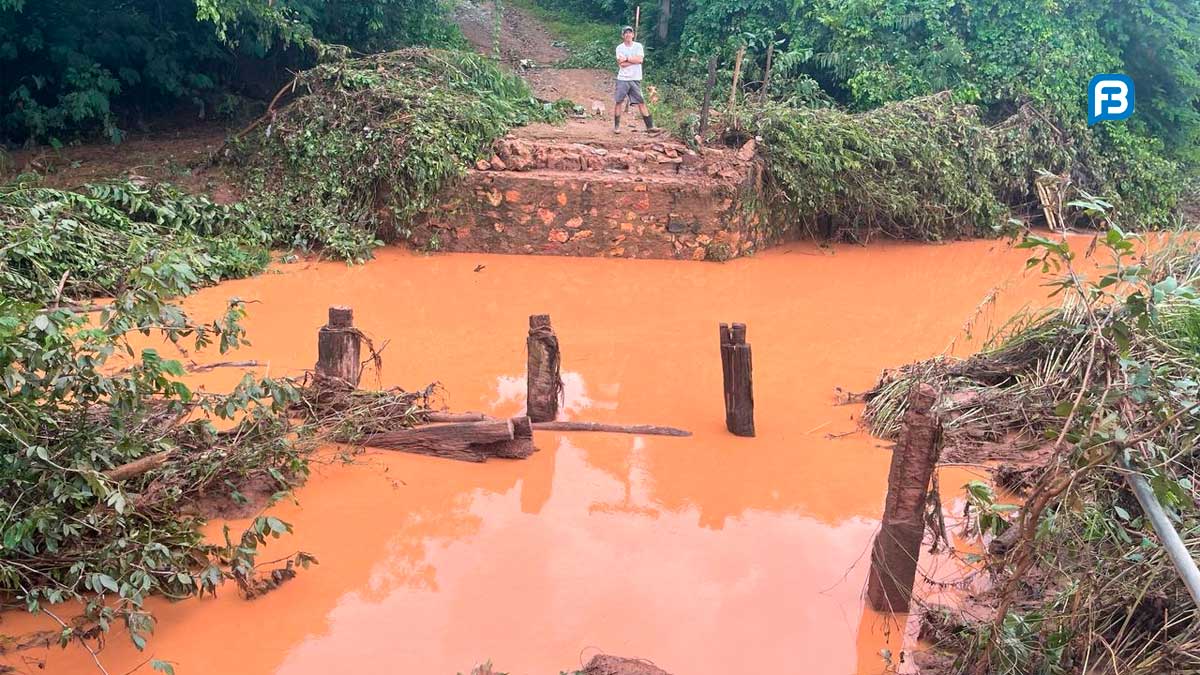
[615,79,644,105]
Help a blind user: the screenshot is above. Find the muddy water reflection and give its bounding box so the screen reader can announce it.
[3,238,1078,674]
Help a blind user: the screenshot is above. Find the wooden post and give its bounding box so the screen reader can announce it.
[316,306,361,387]
[699,56,718,135]
[727,46,745,115]
[719,322,755,436]
[526,314,562,423]
[760,41,774,104]
[866,383,942,613]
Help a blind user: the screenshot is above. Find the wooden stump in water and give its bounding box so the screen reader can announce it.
[720,322,755,437]
[866,383,942,613]
[316,306,361,387]
[479,415,535,459]
[526,314,562,423]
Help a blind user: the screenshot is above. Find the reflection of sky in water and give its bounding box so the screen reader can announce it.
[491,371,619,419]
[275,437,887,675]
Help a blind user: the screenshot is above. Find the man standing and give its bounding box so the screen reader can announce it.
[614,26,659,134]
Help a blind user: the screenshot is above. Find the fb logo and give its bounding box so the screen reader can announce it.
[1088,74,1134,126]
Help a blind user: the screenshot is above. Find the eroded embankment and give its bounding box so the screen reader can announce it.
[0,237,1090,674]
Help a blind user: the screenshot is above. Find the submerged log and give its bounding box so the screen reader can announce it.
[526,314,562,423]
[316,306,362,386]
[720,322,755,436]
[532,421,691,437]
[358,419,514,462]
[867,383,942,612]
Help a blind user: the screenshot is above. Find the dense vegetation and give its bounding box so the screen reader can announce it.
[541,0,1199,232]
[227,48,567,260]
[1,178,270,300]
[864,219,1200,673]
[0,179,316,653]
[0,0,461,145]
[740,94,1056,241]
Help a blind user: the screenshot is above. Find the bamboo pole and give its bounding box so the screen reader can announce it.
[728,45,745,115]
[760,42,774,104]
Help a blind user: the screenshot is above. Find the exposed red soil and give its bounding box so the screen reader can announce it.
[452,0,567,66]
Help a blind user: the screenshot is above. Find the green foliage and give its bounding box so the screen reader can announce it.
[745,93,1046,241]
[1,177,270,302]
[964,480,1018,537]
[0,0,461,145]
[563,0,1199,225]
[0,250,311,651]
[229,48,566,260]
[864,220,1200,672]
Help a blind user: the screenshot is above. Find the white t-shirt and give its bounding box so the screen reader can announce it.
[616,41,643,81]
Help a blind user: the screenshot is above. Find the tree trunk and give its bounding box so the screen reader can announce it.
[657,0,671,42]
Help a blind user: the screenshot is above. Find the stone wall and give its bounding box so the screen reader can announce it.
[409,137,766,261]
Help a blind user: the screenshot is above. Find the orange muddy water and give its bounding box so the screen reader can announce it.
[2,237,1093,675]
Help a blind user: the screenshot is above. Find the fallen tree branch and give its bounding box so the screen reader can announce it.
[104,450,174,481]
[531,421,691,437]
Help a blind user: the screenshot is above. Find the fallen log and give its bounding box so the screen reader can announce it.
[105,450,174,481]
[425,412,691,437]
[424,411,489,423]
[532,421,691,437]
[477,415,535,459]
[357,418,519,462]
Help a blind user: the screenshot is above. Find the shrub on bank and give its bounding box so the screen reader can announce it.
[863,227,1200,673]
[227,48,569,261]
[742,94,1186,242]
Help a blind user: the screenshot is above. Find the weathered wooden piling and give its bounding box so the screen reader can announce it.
[316,306,361,386]
[866,383,942,613]
[526,314,562,423]
[720,322,755,436]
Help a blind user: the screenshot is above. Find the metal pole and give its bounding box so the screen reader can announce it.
[1122,456,1200,607]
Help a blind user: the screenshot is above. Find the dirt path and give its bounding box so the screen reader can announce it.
[452,0,664,140]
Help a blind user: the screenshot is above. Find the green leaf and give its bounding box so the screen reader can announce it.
[97,574,119,593]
